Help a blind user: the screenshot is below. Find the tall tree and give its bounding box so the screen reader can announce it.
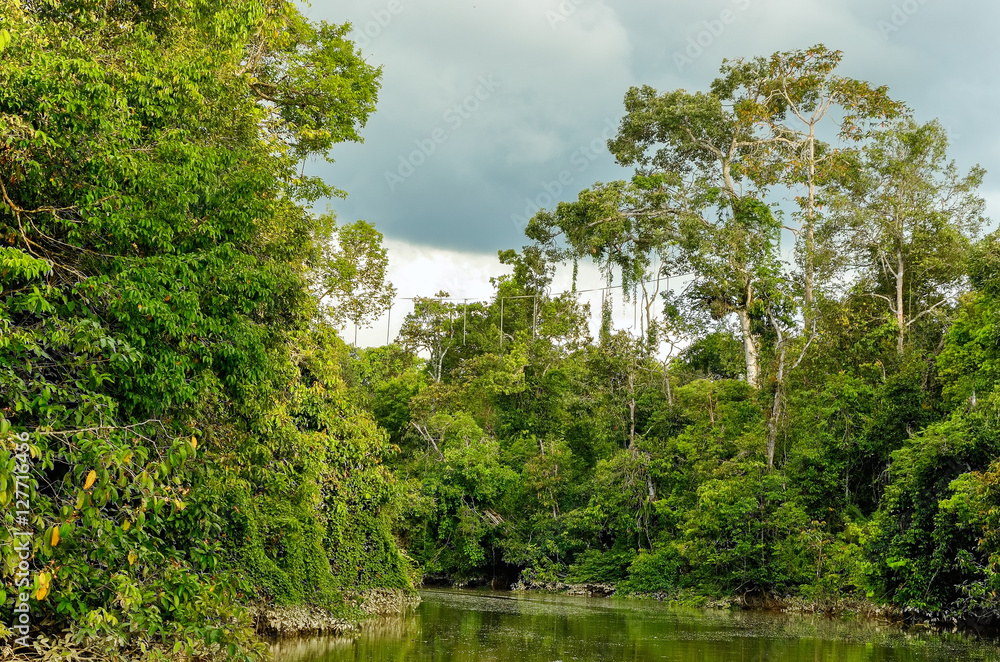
[831,119,985,355]
[529,86,785,388]
[711,44,905,316]
[398,292,460,383]
[315,216,396,335]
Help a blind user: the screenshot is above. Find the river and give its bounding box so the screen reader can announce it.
[271,589,1000,661]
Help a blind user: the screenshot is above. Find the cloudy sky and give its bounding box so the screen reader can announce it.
[300,0,1000,345]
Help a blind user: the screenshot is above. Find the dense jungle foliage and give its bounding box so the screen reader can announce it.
[1,1,999,658]
[357,48,1000,627]
[1,1,406,660]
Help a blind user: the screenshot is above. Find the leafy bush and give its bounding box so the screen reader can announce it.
[619,545,682,593]
[565,549,633,584]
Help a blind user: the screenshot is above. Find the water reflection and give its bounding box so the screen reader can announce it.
[272,589,999,662]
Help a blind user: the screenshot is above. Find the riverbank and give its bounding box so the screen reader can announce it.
[1,589,421,661]
[255,588,422,638]
[503,579,1000,635]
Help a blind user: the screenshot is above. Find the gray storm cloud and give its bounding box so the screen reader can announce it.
[306,0,1000,255]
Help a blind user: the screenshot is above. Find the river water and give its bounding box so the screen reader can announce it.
[271,589,1000,661]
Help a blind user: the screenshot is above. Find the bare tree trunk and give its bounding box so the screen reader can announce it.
[804,125,817,315]
[766,342,787,471]
[896,248,906,355]
[435,346,449,382]
[640,265,662,352]
[549,470,559,520]
[628,370,636,449]
[663,357,673,407]
[737,307,759,388]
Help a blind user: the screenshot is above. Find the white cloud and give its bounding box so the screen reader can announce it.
[348,240,511,347]
[349,239,695,351]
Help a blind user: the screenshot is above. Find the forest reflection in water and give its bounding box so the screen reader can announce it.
[271,589,1000,662]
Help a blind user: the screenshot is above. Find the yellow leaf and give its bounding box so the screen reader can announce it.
[84,470,97,490]
[128,551,138,566]
[123,452,133,464]
[123,520,131,532]
[190,436,197,450]
[51,526,60,547]
[35,571,51,600]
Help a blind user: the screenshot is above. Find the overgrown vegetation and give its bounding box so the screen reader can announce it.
[361,46,1000,627]
[1,1,404,660]
[2,6,999,658]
